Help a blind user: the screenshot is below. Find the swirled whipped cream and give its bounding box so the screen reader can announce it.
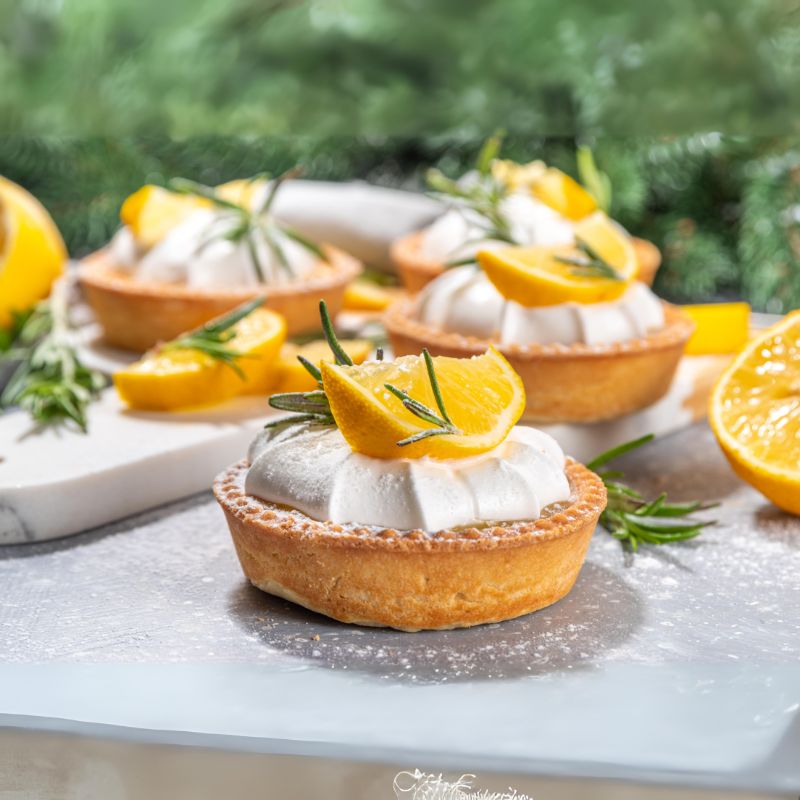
[419,193,574,263]
[108,201,317,290]
[415,266,665,346]
[245,423,570,531]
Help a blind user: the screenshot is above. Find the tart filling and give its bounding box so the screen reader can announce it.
[415,266,665,346]
[245,422,570,532]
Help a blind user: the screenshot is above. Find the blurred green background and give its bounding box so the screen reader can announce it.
[2,0,800,310]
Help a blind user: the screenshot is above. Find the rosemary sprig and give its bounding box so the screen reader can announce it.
[264,300,339,428]
[554,237,624,281]
[161,296,265,379]
[588,434,716,552]
[426,132,516,268]
[169,167,324,280]
[0,280,106,432]
[385,349,462,446]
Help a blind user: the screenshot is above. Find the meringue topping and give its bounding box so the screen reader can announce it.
[245,423,570,531]
[415,266,665,346]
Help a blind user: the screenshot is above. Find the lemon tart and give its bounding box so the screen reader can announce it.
[392,153,660,293]
[385,213,693,423]
[79,176,361,351]
[214,304,606,631]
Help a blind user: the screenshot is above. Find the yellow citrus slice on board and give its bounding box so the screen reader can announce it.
[247,338,373,395]
[709,311,800,515]
[529,167,598,221]
[114,308,286,411]
[0,175,67,327]
[342,279,401,311]
[478,211,636,307]
[120,185,208,250]
[682,302,751,355]
[321,347,525,460]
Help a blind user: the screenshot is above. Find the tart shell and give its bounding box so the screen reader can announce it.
[391,230,662,294]
[214,458,606,632]
[385,299,694,423]
[78,245,362,352]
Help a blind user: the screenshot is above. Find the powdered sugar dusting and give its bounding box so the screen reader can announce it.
[1,425,798,685]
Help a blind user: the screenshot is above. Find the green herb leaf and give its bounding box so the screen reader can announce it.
[385,349,462,447]
[0,286,106,432]
[589,434,715,552]
[163,296,265,379]
[554,238,624,281]
[319,300,353,366]
[576,145,612,214]
[476,129,505,175]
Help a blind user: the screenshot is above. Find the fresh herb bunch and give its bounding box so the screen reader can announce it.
[554,238,624,281]
[588,434,716,552]
[0,281,106,432]
[266,301,460,448]
[169,168,325,282]
[161,296,265,379]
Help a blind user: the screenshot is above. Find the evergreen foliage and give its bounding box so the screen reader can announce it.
[2,1,800,310]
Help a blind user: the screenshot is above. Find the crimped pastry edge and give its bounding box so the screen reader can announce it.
[213,457,607,553]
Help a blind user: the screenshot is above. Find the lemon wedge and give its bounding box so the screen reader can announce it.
[321,347,525,460]
[682,302,751,355]
[120,178,268,250]
[0,176,67,327]
[529,167,598,221]
[248,338,373,395]
[478,211,636,307]
[709,311,800,515]
[114,308,286,411]
[120,185,208,250]
[216,178,268,207]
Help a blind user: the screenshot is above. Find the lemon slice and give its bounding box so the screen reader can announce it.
[120,185,208,250]
[321,348,525,460]
[0,176,67,327]
[529,167,598,221]
[343,279,401,311]
[682,302,751,355]
[216,178,268,207]
[478,211,636,307]
[114,308,286,411]
[709,311,800,515]
[247,338,373,395]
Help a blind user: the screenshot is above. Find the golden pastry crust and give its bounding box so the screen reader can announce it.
[78,245,361,352]
[214,458,606,631]
[385,299,694,422]
[391,230,662,294]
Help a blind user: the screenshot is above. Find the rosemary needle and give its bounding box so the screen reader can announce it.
[162,296,265,379]
[169,168,326,281]
[0,280,106,432]
[385,348,462,446]
[588,434,716,552]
